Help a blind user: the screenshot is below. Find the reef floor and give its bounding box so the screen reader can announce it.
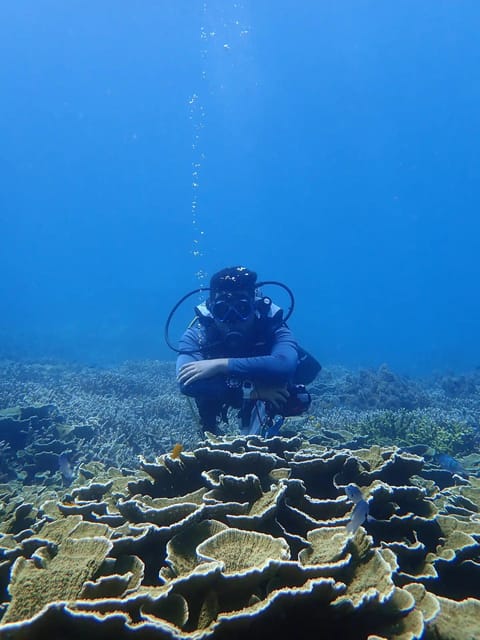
[0,360,479,638]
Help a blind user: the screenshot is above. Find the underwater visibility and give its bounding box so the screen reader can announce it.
[1,2,480,639]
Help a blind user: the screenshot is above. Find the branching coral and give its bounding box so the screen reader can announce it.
[354,410,477,456]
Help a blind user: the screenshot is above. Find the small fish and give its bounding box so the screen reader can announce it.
[434,453,468,476]
[170,443,184,459]
[400,444,435,458]
[345,483,364,505]
[344,483,370,535]
[346,500,370,535]
[58,453,74,482]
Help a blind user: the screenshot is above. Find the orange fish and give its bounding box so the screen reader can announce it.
[170,443,184,459]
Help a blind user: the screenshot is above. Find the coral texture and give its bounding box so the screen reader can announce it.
[0,435,479,639]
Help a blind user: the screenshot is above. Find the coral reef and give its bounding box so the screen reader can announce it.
[1,360,479,475]
[300,407,480,465]
[309,409,478,457]
[435,370,480,398]
[1,359,480,637]
[311,364,430,410]
[0,361,199,475]
[0,435,479,639]
[300,365,480,460]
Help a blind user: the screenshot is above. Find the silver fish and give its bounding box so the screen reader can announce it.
[58,453,74,482]
[345,483,369,534]
[345,483,364,504]
[346,499,370,534]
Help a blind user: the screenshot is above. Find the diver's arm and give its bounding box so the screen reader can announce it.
[175,328,203,373]
[227,325,298,381]
[177,325,298,396]
[178,359,228,387]
[176,329,231,398]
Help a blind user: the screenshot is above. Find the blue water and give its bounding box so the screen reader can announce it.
[1,1,479,373]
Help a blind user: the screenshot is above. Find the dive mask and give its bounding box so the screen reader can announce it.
[210,294,254,323]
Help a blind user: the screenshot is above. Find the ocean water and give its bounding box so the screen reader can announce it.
[2,6,480,632]
[1,1,480,374]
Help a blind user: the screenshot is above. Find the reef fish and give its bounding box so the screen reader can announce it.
[345,483,370,535]
[434,453,468,477]
[170,443,184,459]
[58,453,74,482]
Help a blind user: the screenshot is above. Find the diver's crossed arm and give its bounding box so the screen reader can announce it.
[176,325,298,398]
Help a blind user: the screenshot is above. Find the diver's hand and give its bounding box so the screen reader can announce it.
[177,359,228,386]
[252,385,290,411]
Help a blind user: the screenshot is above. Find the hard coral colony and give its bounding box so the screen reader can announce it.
[0,434,480,639]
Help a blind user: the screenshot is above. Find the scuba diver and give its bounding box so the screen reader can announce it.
[166,265,321,436]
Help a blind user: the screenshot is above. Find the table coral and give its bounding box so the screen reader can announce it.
[0,435,479,639]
